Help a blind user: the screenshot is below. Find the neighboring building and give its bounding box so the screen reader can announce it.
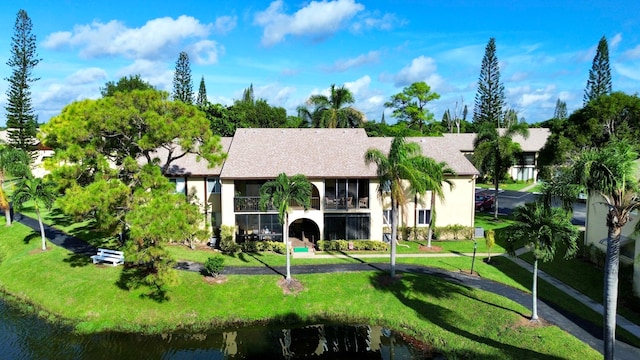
[584,193,640,297]
[0,129,54,178]
[160,128,479,244]
[442,128,551,182]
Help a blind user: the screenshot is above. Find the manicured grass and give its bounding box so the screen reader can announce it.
[0,223,601,359]
[519,250,640,328]
[476,181,536,192]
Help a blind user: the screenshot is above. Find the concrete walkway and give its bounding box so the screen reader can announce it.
[9,211,640,359]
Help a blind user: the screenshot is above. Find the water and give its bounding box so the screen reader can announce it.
[0,299,430,359]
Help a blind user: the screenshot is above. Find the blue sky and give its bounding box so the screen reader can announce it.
[1,0,639,127]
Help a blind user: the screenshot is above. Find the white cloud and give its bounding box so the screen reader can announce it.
[615,63,640,81]
[214,16,237,35]
[116,60,173,91]
[352,12,406,32]
[43,15,215,60]
[67,67,108,85]
[623,45,640,60]
[393,56,444,89]
[344,75,371,95]
[189,40,224,65]
[325,51,380,72]
[610,33,622,49]
[254,83,297,105]
[508,84,556,108]
[254,0,364,46]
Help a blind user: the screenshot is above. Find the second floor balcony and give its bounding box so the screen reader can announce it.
[234,196,321,212]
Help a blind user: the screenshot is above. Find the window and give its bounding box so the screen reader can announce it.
[169,178,185,194]
[207,177,221,195]
[417,209,431,225]
[324,214,370,240]
[383,210,391,225]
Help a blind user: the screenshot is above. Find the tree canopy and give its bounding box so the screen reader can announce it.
[299,84,365,128]
[385,81,440,134]
[473,38,505,128]
[5,9,40,156]
[172,51,193,104]
[101,75,154,97]
[584,36,612,105]
[40,89,226,299]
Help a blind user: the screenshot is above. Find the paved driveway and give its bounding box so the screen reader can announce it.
[475,188,586,225]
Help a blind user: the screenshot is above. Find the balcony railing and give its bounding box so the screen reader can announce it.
[324,196,369,210]
[234,196,321,212]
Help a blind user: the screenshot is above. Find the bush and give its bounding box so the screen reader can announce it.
[220,238,241,255]
[434,224,473,240]
[240,241,286,254]
[316,240,388,252]
[204,255,225,277]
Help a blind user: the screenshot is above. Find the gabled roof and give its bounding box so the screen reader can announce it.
[442,127,550,153]
[219,128,478,179]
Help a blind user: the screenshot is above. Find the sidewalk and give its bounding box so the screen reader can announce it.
[11,211,640,359]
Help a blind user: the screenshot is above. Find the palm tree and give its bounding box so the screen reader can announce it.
[0,146,31,226]
[300,84,365,128]
[507,202,579,321]
[473,120,529,219]
[365,137,452,276]
[12,177,57,250]
[425,163,454,248]
[571,140,640,360]
[259,173,312,282]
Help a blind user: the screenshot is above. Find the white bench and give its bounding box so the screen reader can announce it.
[91,248,125,266]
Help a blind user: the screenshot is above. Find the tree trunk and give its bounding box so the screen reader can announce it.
[531,259,539,321]
[284,213,291,281]
[390,202,398,277]
[4,209,10,226]
[493,177,499,220]
[603,225,621,360]
[426,192,436,247]
[36,207,46,251]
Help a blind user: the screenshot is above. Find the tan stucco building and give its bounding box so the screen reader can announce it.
[160,128,479,244]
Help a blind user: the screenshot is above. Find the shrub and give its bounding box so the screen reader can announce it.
[204,255,225,277]
[316,240,387,252]
[220,238,241,255]
[240,241,286,254]
[434,224,473,240]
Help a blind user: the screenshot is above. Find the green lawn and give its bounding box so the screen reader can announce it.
[476,181,539,192]
[0,222,601,359]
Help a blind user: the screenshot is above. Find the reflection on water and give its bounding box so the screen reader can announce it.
[0,299,431,359]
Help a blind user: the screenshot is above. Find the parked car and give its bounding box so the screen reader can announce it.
[475,194,494,211]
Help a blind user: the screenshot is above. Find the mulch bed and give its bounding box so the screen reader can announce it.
[418,245,443,252]
[278,278,304,295]
[203,275,228,284]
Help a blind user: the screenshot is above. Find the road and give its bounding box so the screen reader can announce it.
[475,188,586,226]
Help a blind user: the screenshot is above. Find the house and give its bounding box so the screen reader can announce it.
[442,128,551,182]
[160,128,479,244]
[0,129,54,178]
[584,193,640,297]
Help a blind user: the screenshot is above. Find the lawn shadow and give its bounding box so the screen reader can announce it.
[63,252,94,267]
[23,232,39,244]
[369,270,567,359]
[246,253,285,277]
[116,265,169,303]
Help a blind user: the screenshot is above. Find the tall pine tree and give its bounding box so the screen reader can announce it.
[172,51,193,104]
[473,38,505,128]
[5,9,40,156]
[584,36,612,105]
[196,76,208,106]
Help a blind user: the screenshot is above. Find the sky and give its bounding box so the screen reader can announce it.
[0,0,639,127]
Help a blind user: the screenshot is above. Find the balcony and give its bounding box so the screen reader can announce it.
[324,196,369,210]
[234,196,321,212]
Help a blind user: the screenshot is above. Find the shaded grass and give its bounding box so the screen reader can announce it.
[519,250,640,328]
[476,181,537,192]
[0,222,601,359]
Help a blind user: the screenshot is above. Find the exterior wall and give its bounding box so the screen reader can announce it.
[220,179,236,227]
[401,176,475,229]
[368,179,384,241]
[585,192,640,296]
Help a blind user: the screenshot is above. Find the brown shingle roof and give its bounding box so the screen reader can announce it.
[442,127,550,153]
[219,128,478,179]
[152,137,232,176]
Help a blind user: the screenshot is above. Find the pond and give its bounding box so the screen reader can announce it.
[0,299,434,359]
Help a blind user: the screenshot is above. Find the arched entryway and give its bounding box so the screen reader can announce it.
[289,218,320,248]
